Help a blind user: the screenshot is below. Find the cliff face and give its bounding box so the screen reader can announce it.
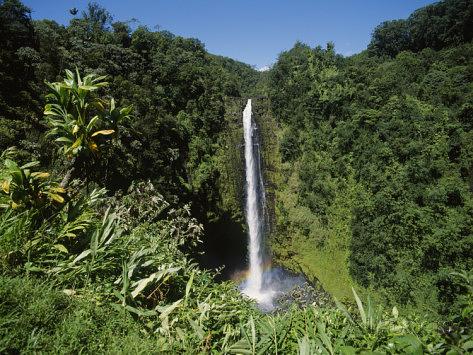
[214,97,246,225]
[199,97,280,278]
[220,97,280,234]
[211,97,350,301]
[251,98,280,240]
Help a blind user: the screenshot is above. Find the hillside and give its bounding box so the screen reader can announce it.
[0,0,471,353]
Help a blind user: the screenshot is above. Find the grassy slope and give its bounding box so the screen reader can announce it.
[0,276,159,353]
[271,157,357,301]
[217,95,358,302]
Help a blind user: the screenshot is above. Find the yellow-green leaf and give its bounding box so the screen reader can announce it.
[71,137,82,149]
[49,186,66,193]
[49,193,65,203]
[89,141,98,152]
[1,180,10,194]
[91,129,115,137]
[72,125,79,134]
[31,172,50,179]
[53,244,68,253]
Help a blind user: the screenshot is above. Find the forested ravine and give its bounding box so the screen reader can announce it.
[0,0,472,353]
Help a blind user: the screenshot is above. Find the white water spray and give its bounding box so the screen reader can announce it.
[241,99,272,304]
[239,99,310,310]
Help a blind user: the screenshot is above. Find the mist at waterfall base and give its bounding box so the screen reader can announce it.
[238,99,306,311]
[238,266,308,311]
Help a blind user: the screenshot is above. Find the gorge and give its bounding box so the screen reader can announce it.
[0,0,471,352]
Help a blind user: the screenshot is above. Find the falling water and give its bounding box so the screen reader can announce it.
[239,99,308,310]
[241,99,271,303]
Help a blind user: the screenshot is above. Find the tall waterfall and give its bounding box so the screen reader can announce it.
[242,99,268,301]
[239,99,307,310]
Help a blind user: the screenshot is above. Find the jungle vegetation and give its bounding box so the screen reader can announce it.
[0,0,471,353]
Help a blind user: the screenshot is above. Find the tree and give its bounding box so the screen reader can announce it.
[44,69,132,187]
[0,0,39,149]
[81,2,112,40]
[368,19,412,57]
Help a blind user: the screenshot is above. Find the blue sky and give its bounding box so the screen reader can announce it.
[23,0,436,69]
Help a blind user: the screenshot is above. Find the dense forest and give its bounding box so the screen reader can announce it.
[268,0,473,314]
[0,0,472,353]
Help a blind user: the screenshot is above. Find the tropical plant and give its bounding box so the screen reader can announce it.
[47,205,121,283]
[443,270,473,353]
[0,158,65,210]
[9,187,107,272]
[43,69,133,186]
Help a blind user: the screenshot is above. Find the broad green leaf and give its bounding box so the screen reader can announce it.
[72,249,92,263]
[24,262,43,272]
[392,335,423,355]
[352,287,366,327]
[463,341,473,351]
[185,270,195,301]
[87,115,99,130]
[55,137,73,143]
[157,299,182,320]
[20,161,40,169]
[124,304,156,317]
[49,186,66,193]
[79,85,99,91]
[250,315,256,354]
[131,273,158,298]
[49,193,65,203]
[71,137,82,149]
[31,172,50,179]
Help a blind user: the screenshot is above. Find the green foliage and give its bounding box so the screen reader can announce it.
[266,1,473,319]
[0,0,261,198]
[44,69,132,159]
[0,0,471,353]
[0,157,65,210]
[369,19,411,57]
[1,269,470,353]
[271,157,356,300]
[224,290,446,354]
[369,0,473,57]
[0,275,157,353]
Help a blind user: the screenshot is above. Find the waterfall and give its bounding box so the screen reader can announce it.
[239,99,308,310]
[242,99,269,302]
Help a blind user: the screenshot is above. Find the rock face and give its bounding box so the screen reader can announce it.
[273,281,334,312]
[204,97,333,305]
[199,97,280,279]
[251,97,279,240]
[221,97,280,253]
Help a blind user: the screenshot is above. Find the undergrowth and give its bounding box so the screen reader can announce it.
[0,175,471,353]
